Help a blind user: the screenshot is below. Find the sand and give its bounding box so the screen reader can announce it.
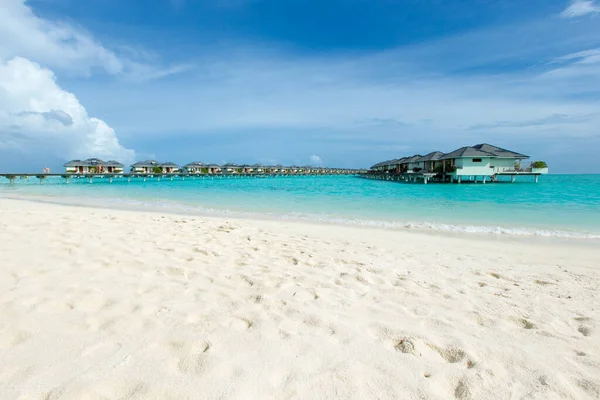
[0,198,599,400]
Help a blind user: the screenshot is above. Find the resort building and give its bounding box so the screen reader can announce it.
[440,144,529,178]
[368,143,548,183]
[406,155,424,172]
[130,161,180,174]
[63,158,124,174]
[130,160,161,174]
[161,162,180,174]
[416,151,445,172]
[221,163,239,174]
[182,162,206,174]
[206,164,222,174]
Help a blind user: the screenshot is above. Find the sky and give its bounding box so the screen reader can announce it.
[0,0,599,173]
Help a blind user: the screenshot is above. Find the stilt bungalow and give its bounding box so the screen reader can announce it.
[368,143,548,184]
[104,161,125,174]
[416,152,445,172]
[160,162,180,174]
[251,164,265,174]
[131,160,161,174]
[222,163,239,174]
[64,158,124,174]
[182,162,206,174]
[404,155,423,172]
[206,164,222,174]
[241,164,254,174]
[440,144,530,181]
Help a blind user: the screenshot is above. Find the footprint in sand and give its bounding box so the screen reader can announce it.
[578,326,591,337]
[428,344,468,364]
[454,379,472,399]
[516,318,537,330]
[224,317,254,330]
[173,341,211,375]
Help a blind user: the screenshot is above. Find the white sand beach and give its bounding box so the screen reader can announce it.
[0,198,599,400]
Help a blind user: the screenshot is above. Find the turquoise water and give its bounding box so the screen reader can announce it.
[1,174,599,238]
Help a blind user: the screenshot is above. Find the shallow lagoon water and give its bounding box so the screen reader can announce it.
[1,174,599,238]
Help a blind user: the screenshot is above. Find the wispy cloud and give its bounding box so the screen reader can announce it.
[561,0,600,18]
[0,0,193,81]
[468,113,600,130]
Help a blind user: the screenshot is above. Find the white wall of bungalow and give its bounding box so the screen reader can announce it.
[449,157,517,176]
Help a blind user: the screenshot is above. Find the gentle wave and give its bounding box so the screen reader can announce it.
[3,192,599,240]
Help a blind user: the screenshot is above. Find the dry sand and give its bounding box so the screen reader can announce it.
[0,198,599,399]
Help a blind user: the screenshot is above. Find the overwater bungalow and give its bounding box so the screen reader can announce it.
[368,143,547,184]
[160,162,180,174]
[403,155,423,172]
[182,161,206,174]
[251,164,265,173]
[131,160,161,174]
[440,144,530,181]
[222,163,239,174]
[416,152,445,172]
[206,164,222,174]
[241,164,255,174]
[64,158,124,174]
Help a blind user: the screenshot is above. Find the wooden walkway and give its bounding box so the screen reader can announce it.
[360,171,542,184]
[0,172,364,184]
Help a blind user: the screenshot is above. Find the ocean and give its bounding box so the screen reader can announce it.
[1,174,599,239]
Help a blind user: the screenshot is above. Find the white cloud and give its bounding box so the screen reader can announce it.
[0,0,192,79]
[0,57,135,164]
[0,0,198,168]
[561,0,600,18]
[0,0,122,76]
[309,155,323,165]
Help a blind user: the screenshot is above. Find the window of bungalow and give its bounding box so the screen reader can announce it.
[472,158,482,163]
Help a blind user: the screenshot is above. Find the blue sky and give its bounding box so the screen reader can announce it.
[1,0,599,172]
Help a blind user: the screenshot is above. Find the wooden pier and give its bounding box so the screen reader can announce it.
[0,171,366,184]
[360,171,543,184]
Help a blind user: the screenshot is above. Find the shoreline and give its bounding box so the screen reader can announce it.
[1,198,599,399]
[2,192,599,243]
